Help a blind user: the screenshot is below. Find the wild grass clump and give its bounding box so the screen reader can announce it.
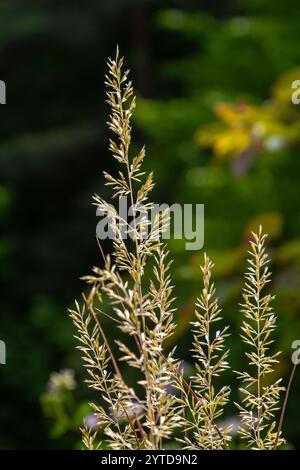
[69,49,287,450]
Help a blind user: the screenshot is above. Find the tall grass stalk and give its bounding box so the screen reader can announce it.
[69,50,286,450]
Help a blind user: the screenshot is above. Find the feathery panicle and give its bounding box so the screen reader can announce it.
[177,254,231,449]
[69,300,141,450]
[235,226,285,449]
[81,423,101,450]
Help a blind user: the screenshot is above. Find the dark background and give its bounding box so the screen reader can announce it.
[1,0,300,449]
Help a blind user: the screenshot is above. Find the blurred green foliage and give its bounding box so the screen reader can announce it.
[1,0,300,449]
